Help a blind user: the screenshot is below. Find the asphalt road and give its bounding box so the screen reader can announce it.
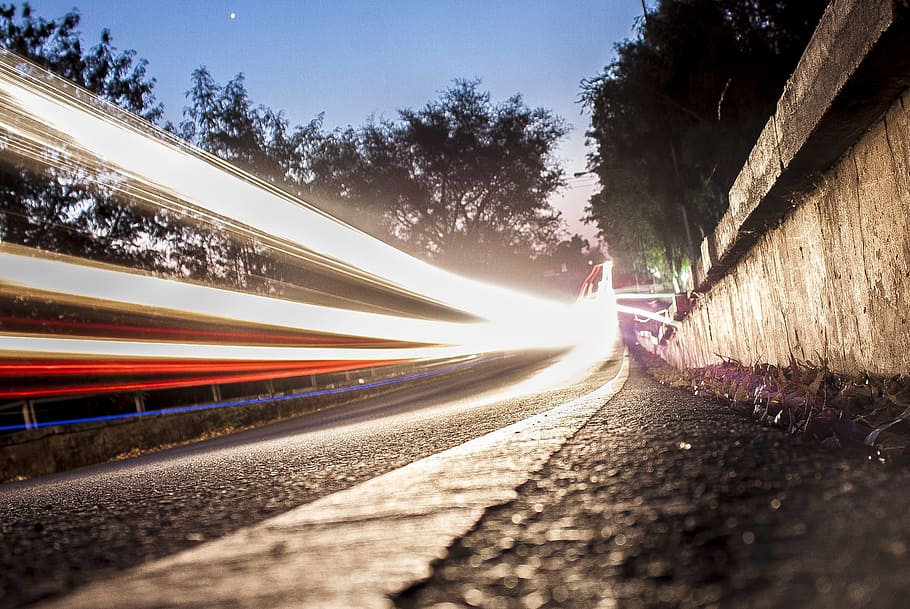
[398,362,910,609]
[6,348,910,609]
[0,348,623,609]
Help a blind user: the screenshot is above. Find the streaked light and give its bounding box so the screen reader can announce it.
[0,48,565,325]
[0,48,620,410]
[614,292,676,300]
[0,245,484,347]
[0,334,480,362]
[615,303,681,328]
[0,357,492,431]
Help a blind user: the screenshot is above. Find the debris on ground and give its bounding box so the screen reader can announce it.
[629,343,910,464]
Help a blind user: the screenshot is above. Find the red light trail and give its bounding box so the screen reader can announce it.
[0,358,403,399]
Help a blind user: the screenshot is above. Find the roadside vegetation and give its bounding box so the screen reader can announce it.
[632,340,910,463]
[581,0,828,287]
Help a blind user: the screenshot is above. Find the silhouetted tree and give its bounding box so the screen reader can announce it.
[180,67,324,193]
[312,79,570,280]
[178,67,327,288]
[0,3,167,269]
[581,0,828,285]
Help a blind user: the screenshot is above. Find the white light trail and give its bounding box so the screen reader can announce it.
[0,49,565,325]
[614,293,676,300]
[0,245,592,356]
[0,49,620,391]
[0,334,478,363]
[0,245,482,347]
[615,303,681,328]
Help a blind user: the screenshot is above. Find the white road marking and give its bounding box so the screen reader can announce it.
[46,351,629,609]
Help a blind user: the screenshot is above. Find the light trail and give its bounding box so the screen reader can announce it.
[0,48,618,415]
[0,358,409,378]
[0,359,402,399]
[615,304,681,328]
[0,49,566,325]
[0,335,483,363]
[0,316,400,347]
[0,245,584,358]
[602,288,680,327]
[0,245,488,348]
[614,293,676,300]
[0,357,493,432]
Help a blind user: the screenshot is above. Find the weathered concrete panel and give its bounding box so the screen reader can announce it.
[772,0,891,169]
[690,0,910,292]
[664,86,910,375]
[662,0,910,377]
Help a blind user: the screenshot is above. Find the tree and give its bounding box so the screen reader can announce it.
[177,67,327,288]
[180,67,324,193]
[581,0,828,286]
[312,79,570,280]
[0,3,167,270]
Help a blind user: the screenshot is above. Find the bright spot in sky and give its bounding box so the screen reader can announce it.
[229,12,236,20]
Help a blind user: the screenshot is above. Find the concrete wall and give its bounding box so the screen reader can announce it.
[661,0,910,376]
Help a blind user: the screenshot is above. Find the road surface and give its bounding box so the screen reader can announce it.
[1,347,623,608]
[5,344,910,609]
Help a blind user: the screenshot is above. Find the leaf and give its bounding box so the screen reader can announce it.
[777,366,788,387]
[807,368,826,395]
[865,406,910,446]
[885,383,910,408]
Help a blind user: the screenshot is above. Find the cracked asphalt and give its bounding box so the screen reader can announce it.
[397,362,910,609]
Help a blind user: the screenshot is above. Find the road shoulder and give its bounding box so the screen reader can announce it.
[398,355,910,609]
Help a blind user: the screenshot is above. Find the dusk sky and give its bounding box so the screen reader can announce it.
[33,0,647,242]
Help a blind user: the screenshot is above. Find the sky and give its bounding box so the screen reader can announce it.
[31,0,646,242]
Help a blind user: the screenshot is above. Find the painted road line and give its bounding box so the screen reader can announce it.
[45,350,630,609]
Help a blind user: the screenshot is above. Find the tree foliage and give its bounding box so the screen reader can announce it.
[581,0,828,285]
[0,4,161,122]
[0,2,167,269]
[179,67,324,191]
[177,67,330,288]
[310,79,569,279]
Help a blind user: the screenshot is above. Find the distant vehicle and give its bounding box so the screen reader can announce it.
[576,262,614,302]
[574,262,618,345]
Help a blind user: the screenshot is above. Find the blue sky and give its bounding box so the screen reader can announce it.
[31,0,645,240]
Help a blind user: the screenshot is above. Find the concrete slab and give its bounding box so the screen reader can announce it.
[695,0,910,290]
[667,0,910,376]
